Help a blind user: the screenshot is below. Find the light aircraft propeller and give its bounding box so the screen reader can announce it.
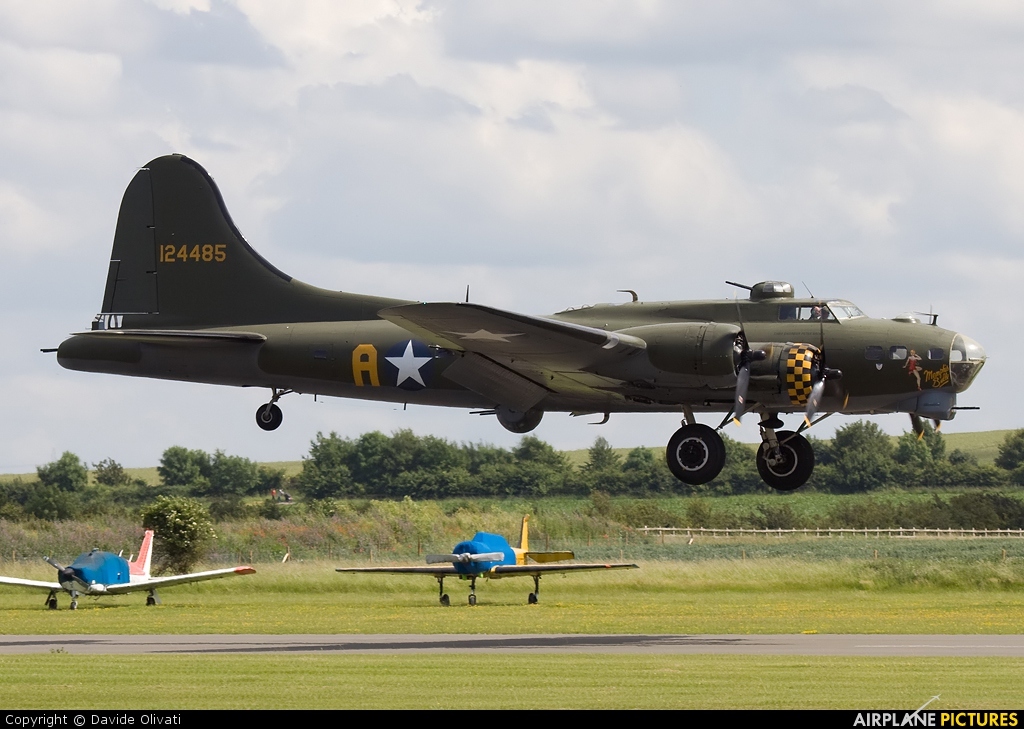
[425,552,506,564]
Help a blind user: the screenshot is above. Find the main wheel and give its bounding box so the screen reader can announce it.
[439,594,450,607]
[47,597,57,610]
[528,592,538,605]
[256,403,283,431]
[69,600,78,610]
[756,430,815,491]
[146,595,156,607]
[666,424,726,484]
[468,594,477,606]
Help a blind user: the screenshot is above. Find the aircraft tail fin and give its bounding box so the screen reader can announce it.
[129,530,154,578]
[518,515,529,551]
[99,154,404,329]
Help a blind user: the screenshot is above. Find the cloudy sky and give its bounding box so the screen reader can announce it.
[0,0,1019,472]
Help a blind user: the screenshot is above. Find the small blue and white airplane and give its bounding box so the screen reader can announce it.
[337,516,638,606]
[0,530,255,609]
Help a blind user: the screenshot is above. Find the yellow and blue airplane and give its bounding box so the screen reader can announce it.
[337,516,637,606]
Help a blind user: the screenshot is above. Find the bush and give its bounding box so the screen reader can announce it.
[140,496,215,574]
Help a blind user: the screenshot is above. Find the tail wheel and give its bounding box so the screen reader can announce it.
[756,430,814,491]
[666,424,726,485]
[256,403,283,431]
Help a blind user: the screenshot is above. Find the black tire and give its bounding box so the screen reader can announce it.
[440,594,450,607]
[256,403,283,431]
[468,594,477,606]
[756,430,815,491]
[47,598,57,610]
[146,596,156,606]
[69,600,78,611]
[528,592,538,605]
[666,424,726,485]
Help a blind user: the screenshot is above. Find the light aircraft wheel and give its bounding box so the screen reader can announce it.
[756,430,814,492]
[666,424,725,485]
[528,592,538,605]
[468,594,477,606]
[47,598,57,610]
[256,403,283,431]
[69,600,78,611]
[146,595,156,607]
[440,594,450,607]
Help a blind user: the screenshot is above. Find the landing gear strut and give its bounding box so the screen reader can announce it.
[528,574,540,604]
[756,424,815,491]
[437,576,450,607]
[69,590,78,611]
[46,591,57,610]
[256,388,292,431]
[666,423,725,484]
[468,576,477,606]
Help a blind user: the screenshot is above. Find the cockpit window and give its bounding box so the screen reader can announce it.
[778,305,835,322]
[827,301,866,319]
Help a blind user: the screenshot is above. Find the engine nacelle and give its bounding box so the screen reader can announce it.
[747,342,822,407]
[618,322,742,388]
[496,405,544,434]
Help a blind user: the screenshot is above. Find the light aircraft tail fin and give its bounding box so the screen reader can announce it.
[129,530,154,579]
[518,515,529,551]
[98,154,404,329]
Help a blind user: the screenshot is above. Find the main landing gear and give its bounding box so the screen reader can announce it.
[756,425,814,492]
[46,591,57,610]
[528,574,540,605]
[256,388,292,431]
[437,576,450,607]
[468,576,477,606]
[664,413,816,492]
[665,423,725,484]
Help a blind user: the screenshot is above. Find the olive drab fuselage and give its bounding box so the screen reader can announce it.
[54,155,987,491]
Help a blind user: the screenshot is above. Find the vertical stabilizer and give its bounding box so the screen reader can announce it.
[129,530,154,579]
[518,515,530,551]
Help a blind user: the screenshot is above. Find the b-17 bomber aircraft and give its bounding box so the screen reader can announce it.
[337,516,638,605]
[53,155,987,491]
[0,530,255,609]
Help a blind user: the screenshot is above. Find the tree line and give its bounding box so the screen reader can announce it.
[1,422,1023,524]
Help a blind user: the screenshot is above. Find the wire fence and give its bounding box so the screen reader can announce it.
[636,527,1024,539]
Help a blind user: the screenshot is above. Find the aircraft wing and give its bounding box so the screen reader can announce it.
[489,563,639,577]
[336,566,458,577]
[0,576,62,591]
[380,302,646,409]
[103,566,256,594]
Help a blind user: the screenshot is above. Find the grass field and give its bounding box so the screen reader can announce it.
[2,557,1024,635]
[2,555,1023,708]
[2,654,1022,709]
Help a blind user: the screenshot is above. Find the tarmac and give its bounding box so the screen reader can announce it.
[3,633,1024,655]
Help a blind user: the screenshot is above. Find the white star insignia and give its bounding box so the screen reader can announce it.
[445,329,524,343]
[385,340,433,387]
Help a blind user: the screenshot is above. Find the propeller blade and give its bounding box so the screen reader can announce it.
[910,414,925,440]
[45,557,89,588]
[804,379,825,425]
[733,365,750,423]
[43,556,65,571]
[425,554,459,564]
[425,552,505,564]
[932,419,942,433]
[467,552,505,562]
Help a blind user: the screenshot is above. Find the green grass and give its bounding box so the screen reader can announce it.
[3,559,1024,635]
[0,654,1020,709]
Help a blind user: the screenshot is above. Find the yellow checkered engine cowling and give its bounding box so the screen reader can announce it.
[785,345,819,405]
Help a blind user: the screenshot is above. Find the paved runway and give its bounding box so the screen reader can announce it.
[3,634,1024,656]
